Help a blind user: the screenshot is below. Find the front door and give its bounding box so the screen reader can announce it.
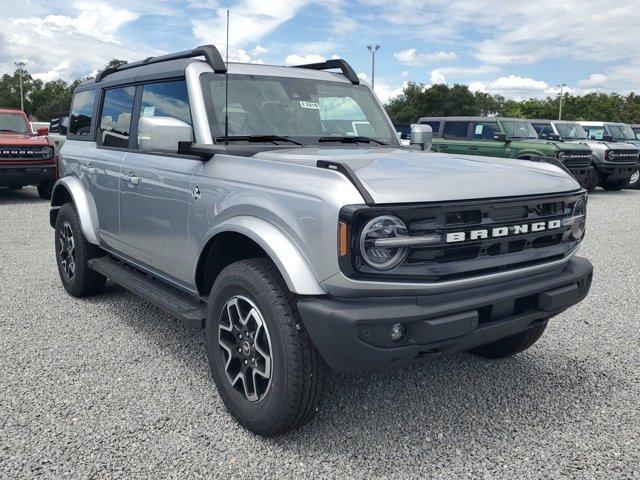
[470,121,505,158]
[117,80,198,286]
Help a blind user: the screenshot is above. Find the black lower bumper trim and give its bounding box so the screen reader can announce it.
[595,163,637,181]
[0,166,55,187]
[298,256,593,372]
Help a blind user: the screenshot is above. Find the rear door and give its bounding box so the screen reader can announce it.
[118,79,199,285]
[440,120,472,154]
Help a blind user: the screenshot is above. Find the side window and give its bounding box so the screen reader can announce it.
[69,90,96,137]
[99,86,135,148]
[472,122,499,140]
[442,121,470,139]
[137,80,193,153]
[585,126,604,140]
[421,121,441,135]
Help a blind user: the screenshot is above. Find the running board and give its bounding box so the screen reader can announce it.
[88,257,206,329]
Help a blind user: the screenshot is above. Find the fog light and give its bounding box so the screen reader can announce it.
[390,323,406,342]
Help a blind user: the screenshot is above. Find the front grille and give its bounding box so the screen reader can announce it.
[560,151,591,169]
[0,145,53,160]
[608,150,638,163]
[342,193,584,282]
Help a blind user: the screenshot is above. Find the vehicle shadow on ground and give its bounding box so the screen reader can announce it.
[84,282,613,460]
[0,187,46,206]
[589,188,638,197]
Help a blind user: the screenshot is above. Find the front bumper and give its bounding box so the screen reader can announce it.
[298,256,593,372]
[0,164,56,187]
[594,162,638,181]
[567,165,592,187]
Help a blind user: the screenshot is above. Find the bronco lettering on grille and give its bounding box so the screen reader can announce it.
[446,219,562,243]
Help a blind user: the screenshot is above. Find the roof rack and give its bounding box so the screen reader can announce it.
[294,59,360,85]
[95,45,227,83]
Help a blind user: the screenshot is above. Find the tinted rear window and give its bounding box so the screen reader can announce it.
[69,90,96,137]
[443,121,469,139]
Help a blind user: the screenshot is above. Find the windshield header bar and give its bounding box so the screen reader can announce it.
[293,59,360,85]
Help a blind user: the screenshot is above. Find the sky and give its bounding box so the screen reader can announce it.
[1,0,640,104]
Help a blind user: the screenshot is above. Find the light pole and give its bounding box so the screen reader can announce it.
[367,45,380,90]
[14,61,26,112]
[557,83,567,120]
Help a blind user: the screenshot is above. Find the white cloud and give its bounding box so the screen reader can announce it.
[401,70,410,77]
[374,80,407,104]
[357,72,368,80]
[430,69,446,85]
[487,75,549,91]
[468,81,486,93]
[251,45,268,56]
[394,48,458,66]
[284,54,326,66]
[578,73,608,89]
[0,2,158,81]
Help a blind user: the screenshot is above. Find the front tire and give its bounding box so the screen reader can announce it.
[206,258,326,436]
[469,323,547,359]
[38,181,54,199]
[54,203,106,297]
[627,167,640,190]
[584,169,599,193]
[601,178,629,191]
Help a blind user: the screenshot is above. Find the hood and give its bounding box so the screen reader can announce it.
[568,139,638,151]
[513,138,592,152]
[254,147,580,204]
[0,132,49,146]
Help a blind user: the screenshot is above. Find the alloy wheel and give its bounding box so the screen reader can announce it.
[630,169,640,186]
[59,221,76,280]
[218,295,272,403]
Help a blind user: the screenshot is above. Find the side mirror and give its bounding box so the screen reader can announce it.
[493,132,508,142]
[603,134,615,142]
[546,133,561,141]
[137,116,193,153]
[37,127,49,136]
[410,124,432,151]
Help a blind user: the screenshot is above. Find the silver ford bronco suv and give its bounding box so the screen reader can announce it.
[50,46,593,435]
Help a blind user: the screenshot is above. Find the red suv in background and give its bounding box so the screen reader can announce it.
[0,108,56,199]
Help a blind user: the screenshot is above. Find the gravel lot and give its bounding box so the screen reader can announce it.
[0,186,638,479]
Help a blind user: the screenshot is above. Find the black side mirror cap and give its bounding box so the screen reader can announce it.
[603,134,615,142]
[493,132,508,142]
[178,141,226,159]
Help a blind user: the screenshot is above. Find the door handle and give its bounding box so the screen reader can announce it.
[128,175,139,185]
[440,145,448,149]
[469,146,479,150]
[80,165,95,175]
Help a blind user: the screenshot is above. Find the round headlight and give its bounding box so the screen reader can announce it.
[359,215,408,270]
[607,150,616,160]
[42,147,53,158]
[571,196,587,239]
[556,151,566,160]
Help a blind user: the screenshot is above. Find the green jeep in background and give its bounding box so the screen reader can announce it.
[418,116,593,187]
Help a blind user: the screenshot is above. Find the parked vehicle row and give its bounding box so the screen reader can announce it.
[46,46,593,435]
[411,116,640,192]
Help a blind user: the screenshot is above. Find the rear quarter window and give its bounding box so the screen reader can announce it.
[442,121,469,139]
[69,90,96,138]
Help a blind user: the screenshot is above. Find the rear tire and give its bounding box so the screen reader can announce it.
[601,179,629,191]
[469,323,547,359]
[54,203,106,297]
[37,181,53,200]
[584,169,599,193]
[205,258,326,436]
[627,167,640,190]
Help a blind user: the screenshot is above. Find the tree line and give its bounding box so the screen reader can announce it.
[385,82,640,125]
[0,60,126,121]
[3,63,640,125]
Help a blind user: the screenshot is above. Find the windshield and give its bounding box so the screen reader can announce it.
[499,120,538,139]
[0,113,29,133]
[200,73,398,145]
[555,122,588,140]
[632,127,640,140]
[608,123,636,141]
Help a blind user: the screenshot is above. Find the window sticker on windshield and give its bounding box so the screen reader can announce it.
[299,101,320,110]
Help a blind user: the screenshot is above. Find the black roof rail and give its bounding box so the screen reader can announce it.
[95,45,227,83]
[294,59,360,85]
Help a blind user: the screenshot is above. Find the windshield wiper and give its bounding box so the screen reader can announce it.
[318,135,389,145]
[215,135,303,146]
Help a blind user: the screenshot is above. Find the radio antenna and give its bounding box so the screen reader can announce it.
[224,9,229,147]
